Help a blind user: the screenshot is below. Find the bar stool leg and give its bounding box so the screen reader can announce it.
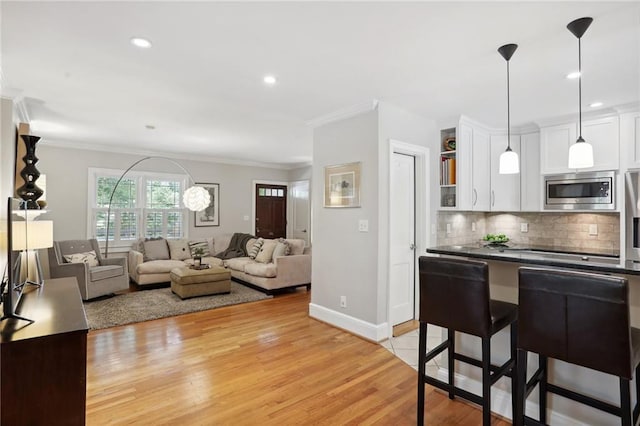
[515,349,528,426]
[635,365,640,424]
[417,322,428,426]
[482,337,491,426]
[448,328,455,400]
[539,355,548,424]
[621,377,631,426]
[510,322,517,422]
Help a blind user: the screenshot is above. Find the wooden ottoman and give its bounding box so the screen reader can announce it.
[170,266,231,299]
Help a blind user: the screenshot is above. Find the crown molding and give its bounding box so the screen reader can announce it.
[533,102,637,128]
[306,99,379,128]
[13,96,30,123]
[0,92,30,124]
[613,102,640,114]
[43,138,311,170]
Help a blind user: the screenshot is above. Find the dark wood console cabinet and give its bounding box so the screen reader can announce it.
[0,277,88,425]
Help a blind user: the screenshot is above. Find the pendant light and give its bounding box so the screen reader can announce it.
[498,43,519,174]
[567,17,594,169]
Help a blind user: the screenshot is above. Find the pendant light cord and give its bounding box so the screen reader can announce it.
[578,37,582,139]
[507,59,511,149]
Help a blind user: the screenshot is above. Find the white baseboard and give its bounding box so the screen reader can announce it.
[308,303,387,342]
[434,368,589,425]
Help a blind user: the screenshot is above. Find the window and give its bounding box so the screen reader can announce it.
[88,168,189,249]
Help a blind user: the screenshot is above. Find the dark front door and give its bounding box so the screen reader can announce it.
[255,184,287,239]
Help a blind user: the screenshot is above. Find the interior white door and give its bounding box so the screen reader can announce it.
[290,180,310,245]
[390,152,416,326]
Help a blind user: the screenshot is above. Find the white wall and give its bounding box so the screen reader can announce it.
[311,110,380,325]
[37,145,290,242]
[288,165,311,181]
[377,102,437,323]
[310,102,435,339]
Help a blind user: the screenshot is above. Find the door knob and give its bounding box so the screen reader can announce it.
[410,244,416,250]
[302,229,307,233]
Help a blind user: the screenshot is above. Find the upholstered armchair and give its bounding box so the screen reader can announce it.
[48,239,129,300]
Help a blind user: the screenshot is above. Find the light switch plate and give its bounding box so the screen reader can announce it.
[521,223,528,233]
[471,222,476,232]
[589,224,598,236]
[359,219,369,232]
[446,223,452,234]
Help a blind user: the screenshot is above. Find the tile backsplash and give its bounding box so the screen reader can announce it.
[436,211,620,252]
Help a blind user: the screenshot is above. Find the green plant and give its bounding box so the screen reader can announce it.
[483,233,509,243]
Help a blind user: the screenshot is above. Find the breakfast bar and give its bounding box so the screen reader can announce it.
[424,244,640,425]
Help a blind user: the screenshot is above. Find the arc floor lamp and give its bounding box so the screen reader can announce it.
[103,156,211,258]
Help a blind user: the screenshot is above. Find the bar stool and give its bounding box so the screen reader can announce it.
[417,256,518,426]
[515,267,640,426]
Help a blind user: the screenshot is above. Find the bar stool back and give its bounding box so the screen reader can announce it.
[516,267,640,426]
[417,256,518,426]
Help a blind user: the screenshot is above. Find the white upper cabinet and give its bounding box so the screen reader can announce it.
[540,115,619,174]
[490,134,521,211]
[471,127,491,211]
[442,119,490,211]
[455,123,473,210]
[582,116,619,172]
[621,111,640,170]
[540,123,575,175]
[520,132,542,211]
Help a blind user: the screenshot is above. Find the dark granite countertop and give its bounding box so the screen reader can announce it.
[426,243,640,276]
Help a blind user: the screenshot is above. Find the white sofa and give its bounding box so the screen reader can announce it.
[128,235,311,294]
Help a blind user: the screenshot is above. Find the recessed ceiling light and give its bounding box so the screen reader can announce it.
[130,37,152,49]
[566,71,580,79]
[589,102,603,108]
[263,75,277,85]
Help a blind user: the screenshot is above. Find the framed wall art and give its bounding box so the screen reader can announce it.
[324,162,361,208]
[194,183,220,227]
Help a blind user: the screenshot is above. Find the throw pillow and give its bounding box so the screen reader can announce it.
[63,250,99,267]
[255,240,277,264]
[143,238,170,261]
[248,238,264,259]
[167,239,191,261]
[188,240,211,258]
[132,238,145,253]
[272,238,291,258]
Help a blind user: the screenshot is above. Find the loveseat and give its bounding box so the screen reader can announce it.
[128,234,311,294]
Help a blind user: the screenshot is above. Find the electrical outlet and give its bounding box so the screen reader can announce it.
[243,215,249,221]
[589,224,598,236]
[340,296,347,308]
[471,222,476,232]
[359,219,369,232]
[521,223,528,233]
[446,223,452,234]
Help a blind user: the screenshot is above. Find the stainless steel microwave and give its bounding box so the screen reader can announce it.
[544,171,615,210]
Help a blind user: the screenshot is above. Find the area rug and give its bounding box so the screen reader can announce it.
[83,282,272,330]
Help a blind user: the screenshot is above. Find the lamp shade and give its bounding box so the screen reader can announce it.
[568,140,594,169]
[12,220,53,250]
[183,186,211,211]
[499,149,520,174]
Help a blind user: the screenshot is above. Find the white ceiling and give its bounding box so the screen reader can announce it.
[1,2,639,169]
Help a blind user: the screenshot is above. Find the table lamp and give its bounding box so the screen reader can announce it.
[12,220,53,287]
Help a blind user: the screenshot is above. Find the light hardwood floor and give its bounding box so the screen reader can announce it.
[86,289,509,425]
